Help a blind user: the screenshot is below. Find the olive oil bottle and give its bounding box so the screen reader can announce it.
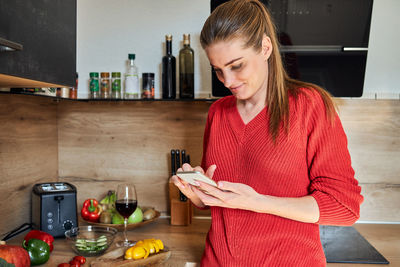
[179,34,194,99]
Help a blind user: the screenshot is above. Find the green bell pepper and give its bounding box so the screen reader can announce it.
[22,238,50,266]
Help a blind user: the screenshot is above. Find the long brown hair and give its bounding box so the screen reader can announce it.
[200,0,336,140]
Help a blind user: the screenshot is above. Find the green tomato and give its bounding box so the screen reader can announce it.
[128,207,143,223]
[111,213,124,224]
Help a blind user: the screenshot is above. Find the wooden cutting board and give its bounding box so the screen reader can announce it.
[90,247,171,267]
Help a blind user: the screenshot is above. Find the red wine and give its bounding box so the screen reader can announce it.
[115,199,137,218]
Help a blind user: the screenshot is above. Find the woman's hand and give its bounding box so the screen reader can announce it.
[173,170,320,223]
[170,163,217,208]
[194,180,320,223]
[192,180,261,211]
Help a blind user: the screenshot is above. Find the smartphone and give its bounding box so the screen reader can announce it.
[176,171,217,187]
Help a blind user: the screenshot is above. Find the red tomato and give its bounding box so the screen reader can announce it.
[73,255,86,264]
[57,264,70,267]
[69,259,81,267]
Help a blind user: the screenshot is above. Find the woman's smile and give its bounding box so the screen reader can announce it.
[229,83,244,92]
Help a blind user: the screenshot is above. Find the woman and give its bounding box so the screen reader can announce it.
[171,0,363,266]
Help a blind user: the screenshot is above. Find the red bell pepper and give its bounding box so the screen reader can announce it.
[81,199,102,222]
[23,230,54,252]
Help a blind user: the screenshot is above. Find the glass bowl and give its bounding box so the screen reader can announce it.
[65,225,117,257]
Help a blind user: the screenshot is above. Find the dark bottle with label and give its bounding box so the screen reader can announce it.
[179,34,194,99]
[162,35,176,99]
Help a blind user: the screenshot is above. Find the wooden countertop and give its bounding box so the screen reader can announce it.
[6,219,400,266]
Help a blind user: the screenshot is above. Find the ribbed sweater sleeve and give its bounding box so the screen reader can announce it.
[305,91,363,225]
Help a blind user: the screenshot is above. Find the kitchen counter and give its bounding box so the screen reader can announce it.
[6,219,400,266]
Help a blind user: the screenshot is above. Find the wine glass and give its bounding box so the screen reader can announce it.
[115,183,137,247]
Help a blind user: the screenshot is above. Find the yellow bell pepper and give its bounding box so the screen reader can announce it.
[124,238,164,260]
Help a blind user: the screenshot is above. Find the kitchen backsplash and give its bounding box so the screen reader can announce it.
[1,94,399,235]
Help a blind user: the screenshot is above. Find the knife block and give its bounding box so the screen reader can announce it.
[169,181,192,226]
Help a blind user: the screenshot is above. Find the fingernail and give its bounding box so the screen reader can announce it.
[218,182,223,188]
[194,181,200,186]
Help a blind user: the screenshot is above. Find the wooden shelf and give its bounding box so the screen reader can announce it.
[0,91,219,102]
[0,74,67,88]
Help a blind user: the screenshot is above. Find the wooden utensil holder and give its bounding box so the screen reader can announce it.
[169,181,192,226]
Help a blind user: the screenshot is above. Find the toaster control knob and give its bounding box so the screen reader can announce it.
[63,220,73,230]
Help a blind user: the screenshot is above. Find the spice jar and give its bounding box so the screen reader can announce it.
[111,72,121,99]
[69,72,78,99]
[142,73,155,99]
[60,87,70,98]
[100,72,111,99]
[89,72,100,99]
[69,87,77,99]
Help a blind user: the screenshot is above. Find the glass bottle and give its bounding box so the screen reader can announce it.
[89,72,100,99]
[100,72,111,99]
[124,54,140,99]
[162,34,176,99]
[111,72,121,99]
[179,34,194,99]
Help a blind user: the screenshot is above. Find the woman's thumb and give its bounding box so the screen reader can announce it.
[206,164,217,178]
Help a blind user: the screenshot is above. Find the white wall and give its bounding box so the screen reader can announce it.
[363,0,400,99]
[77,0,400,99]
[77,0,210,98]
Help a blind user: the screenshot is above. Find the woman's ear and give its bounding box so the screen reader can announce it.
[262,35,273,61]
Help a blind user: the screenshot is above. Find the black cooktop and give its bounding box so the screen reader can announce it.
[320,225,389,264]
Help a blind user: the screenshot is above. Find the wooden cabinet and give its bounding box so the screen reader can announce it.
[0,0,76,87]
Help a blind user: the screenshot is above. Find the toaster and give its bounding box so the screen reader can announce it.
[31,182,78,238]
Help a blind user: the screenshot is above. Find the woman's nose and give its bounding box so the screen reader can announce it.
[222,71,234,88]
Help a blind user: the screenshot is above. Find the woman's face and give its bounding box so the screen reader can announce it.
[205,37,272,101]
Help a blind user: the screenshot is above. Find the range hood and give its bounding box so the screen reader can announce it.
[210,0,374,97]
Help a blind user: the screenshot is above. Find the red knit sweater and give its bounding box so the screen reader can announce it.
[200,89,363,267]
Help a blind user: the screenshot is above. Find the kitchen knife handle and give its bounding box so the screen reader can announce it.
[175,149,187,201]
[1,223,33,241]
[179,190,188,201]
[181,150,186,166]
[171,150,176,176]
[175,149,181,170]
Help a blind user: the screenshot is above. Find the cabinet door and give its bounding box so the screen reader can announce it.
[0,0,76,87]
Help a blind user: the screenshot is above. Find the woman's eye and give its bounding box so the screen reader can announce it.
[231,63,242,71]
[213,68,222,75]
